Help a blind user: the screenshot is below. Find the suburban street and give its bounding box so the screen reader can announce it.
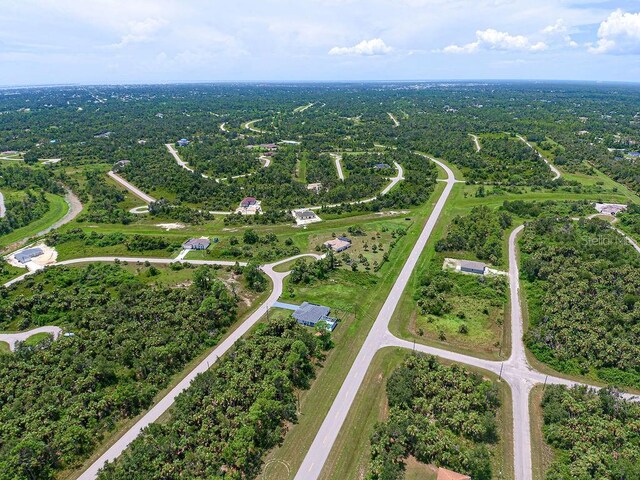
[294,155,458,479]
[0,325,62,351]
[165,142,195,173]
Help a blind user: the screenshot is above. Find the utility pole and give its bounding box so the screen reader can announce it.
[543,375,548,392]
[498,362,504,380]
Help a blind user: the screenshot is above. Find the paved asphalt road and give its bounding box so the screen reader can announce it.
[4,149,638,478]
[72,253,321,479]
[107,171,156,204]
[165,143,195,173]
[294,165,638,480]
[0,326,62,351]
[294,155,458,480]
[308,160,404,211]
[2,187,83,255]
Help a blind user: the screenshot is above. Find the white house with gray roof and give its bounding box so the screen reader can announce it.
[291,302,337,331]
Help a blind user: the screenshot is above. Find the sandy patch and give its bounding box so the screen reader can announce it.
[156,223,186,231]
[375,210,409,216]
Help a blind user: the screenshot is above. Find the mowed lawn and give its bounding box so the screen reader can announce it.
[318,347,514,480]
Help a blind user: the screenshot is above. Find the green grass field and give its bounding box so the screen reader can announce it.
[0,192,69,248]
[318,347,514,480]
[0,341,10,353]
[22,332,53,347]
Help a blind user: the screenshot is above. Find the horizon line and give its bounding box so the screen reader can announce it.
[2,78,640,90]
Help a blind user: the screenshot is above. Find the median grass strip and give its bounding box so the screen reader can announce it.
[529,385,554,480]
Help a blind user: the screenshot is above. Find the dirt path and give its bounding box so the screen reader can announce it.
[470,134,481,152]
[517,134,561,180]
[387,112,400,127]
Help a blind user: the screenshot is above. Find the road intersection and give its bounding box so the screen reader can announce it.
[3,148,637,479]
[294,157,638,480]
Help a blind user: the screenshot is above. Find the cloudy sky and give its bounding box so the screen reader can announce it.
[1,0,639,85]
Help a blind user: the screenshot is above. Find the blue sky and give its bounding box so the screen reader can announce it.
[1,0,639,85]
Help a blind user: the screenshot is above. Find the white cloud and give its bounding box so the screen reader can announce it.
[443,28,547,54]
[328,38,392,56]
[589,9,640,54]
[542,19,578,48]
[110,18,167,48]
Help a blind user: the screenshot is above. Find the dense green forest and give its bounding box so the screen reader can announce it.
[618,203,640,237]
[98,317,328,479]
[0,263,242,478]
[367,354,501,480]
[436,206,512,265]
[541,385,640,480]
[499,199,594,219]
[76,170,135,224]
[521,218,640,388]
[3,82,637,224]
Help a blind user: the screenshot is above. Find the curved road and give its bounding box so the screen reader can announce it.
[24,253,320,479]
[0,191,5,218]
[244,119,266,134]
[294,156,457,479]
[307,161,404,211]
[2,187,83,254]
[165,143,271,183]
[0,326,62,351]
[517,134,561,181]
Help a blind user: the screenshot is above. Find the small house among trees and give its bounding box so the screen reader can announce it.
[182,238,211,250]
